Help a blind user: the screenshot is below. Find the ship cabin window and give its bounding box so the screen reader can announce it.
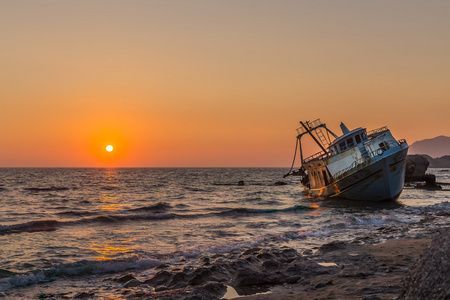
[379,141,389,151]
[361,132,368,141]
[355,134,361,144]
[339,142,347,152]
[346,138,355,148]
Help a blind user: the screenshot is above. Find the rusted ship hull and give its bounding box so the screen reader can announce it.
[303,143,408,201]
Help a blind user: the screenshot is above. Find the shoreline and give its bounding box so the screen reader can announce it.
[128,212,448,300]
[123,230,441,300]
[235,237,431,300]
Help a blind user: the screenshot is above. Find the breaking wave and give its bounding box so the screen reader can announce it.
[0,257,162,292]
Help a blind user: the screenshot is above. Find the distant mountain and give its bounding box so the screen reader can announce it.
[409,136,450,158]
[420,154,450,168]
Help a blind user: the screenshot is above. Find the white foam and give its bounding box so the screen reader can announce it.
[0,257,162,292]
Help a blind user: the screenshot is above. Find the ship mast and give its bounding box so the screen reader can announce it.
[299,121,327,153]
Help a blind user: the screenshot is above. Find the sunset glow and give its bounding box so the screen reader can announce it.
[0,2,449,167]
[106,145,113,152]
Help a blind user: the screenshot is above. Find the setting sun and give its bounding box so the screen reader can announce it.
[106,145,114,152]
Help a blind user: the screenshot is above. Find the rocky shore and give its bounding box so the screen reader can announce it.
[92,212,449,300]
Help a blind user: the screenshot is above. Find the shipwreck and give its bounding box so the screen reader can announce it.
[285,119,409,201]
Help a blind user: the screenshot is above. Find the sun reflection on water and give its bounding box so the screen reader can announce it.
[97,169,123,212]
[307,202,326,216]
[90,244,133,261]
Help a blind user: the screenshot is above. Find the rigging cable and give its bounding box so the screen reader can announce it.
[283,138,299,178]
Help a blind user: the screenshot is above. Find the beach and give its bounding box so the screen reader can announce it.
[236,238,432,300]
[119,210,447,300]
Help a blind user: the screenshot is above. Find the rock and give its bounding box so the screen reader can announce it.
[232,268,273,287]
[274,181,288,186]
[114,273,136,283]
[200,257,210,264]
[0,269,16,279]
[302,249,313,255]
[316,241,348,254]
[399,227,450,300]
[189,268,214,285]
[144,270,173,286]
[123,279,141,288]
[73,291,95,299]
[240,247,262,256]
[405,155,429,177]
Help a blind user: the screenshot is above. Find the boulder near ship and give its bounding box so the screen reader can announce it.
[285,119,409,201]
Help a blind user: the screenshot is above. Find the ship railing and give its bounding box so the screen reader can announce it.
[333,140,405,180]
[302,150,330,164]
[296,118,323,135]
[367,126,388,137]
[333,157,368,181]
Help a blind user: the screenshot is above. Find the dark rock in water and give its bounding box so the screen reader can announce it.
[405,155,442,189]
[73,291,95,299]
[274,181,288,186]
[144,270,173,286]
[168,272,188,287]
[189,268,214,285]
[0,269,16,279]
[399,227,450,300]
[405,155,429,177]
[114,273,136,283]
[155,263,170,269]
[238,181,245,186]
[123,279,141,288]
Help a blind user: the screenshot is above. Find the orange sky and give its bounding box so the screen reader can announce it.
[1,1,449,167]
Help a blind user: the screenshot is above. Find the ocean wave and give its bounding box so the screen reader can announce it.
[0,257,162,292]
[0,205,312,236]
[24,186,70,192]
[128,202,172,213]
[87,213,178,224]
[217,205,313,216]
[56,210,94,217]
[100,185,120,191]
[0,220,60,235]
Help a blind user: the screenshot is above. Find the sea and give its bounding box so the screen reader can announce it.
[0,168,449,299]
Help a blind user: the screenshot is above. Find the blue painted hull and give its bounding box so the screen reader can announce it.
[304,144,408,201]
